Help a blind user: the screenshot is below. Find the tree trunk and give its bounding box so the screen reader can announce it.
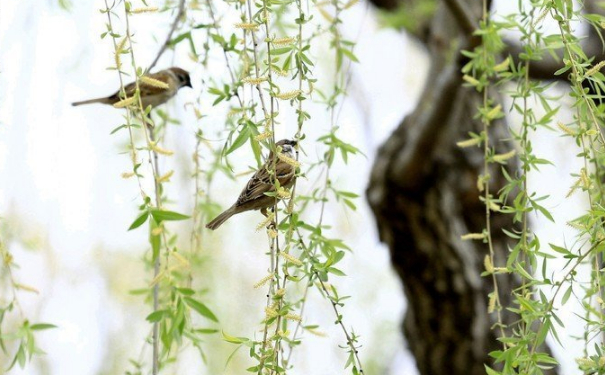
[365,1,553,374]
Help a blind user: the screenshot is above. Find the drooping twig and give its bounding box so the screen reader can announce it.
[148,0,186,71]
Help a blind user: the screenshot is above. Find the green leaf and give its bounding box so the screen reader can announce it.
[30,323,57,331]
[327,267,346,276]
[128,211,149,230]
[149,218,161,261]
[224,127,250,156]
[222,331,249,344]
[561,286,572,305]
[194,328,219,334]
[176,287,195,296]
[150,209,190,223]
[146,310,167,323]
[184,298,219,322]
[485,365,501,375]
[340,47,359,63]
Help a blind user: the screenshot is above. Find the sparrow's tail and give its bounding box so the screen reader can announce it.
[206,207,236,230]
[71,97,112,106]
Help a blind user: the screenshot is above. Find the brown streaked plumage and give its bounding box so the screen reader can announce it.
[72,67,192,108]
[206,139,298,230]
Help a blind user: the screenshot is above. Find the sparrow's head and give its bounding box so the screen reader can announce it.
[276,139,297,156]
[170,67,192,89]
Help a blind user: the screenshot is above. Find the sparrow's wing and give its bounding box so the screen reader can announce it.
[275,158,296,186]
[235,166,274,207]
[234,158,296,207]
[106,72,172,103]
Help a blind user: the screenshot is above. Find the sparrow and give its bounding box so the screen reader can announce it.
[206,139,298,230]
[72,67,192,108]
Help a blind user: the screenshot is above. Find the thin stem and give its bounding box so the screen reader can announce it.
[148,0,187,71]
[479,0,507,344]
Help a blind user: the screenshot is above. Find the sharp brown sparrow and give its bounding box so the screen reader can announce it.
[72,67,192,108]
[206,139,298,230]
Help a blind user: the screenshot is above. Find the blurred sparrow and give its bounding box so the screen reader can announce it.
[72,67,192,108]
[206,139,298,230]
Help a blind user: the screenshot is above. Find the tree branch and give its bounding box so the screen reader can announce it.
[148,0,186,71]
[441,0,477,36]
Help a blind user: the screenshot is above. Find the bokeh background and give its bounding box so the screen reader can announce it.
[0,0,592,374]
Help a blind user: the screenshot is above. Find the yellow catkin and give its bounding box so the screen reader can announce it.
[277,187,291,199]
[566,178,581,198]
[170,251,190,267]
[115,37,127,69]
[462,74,480,87]
[158,170,174,183]
[275,288,286,297]
[265,307,279,318]
[277,152,300,167]
[318,7,334,22]
[3,252,13,266]
[484,255,494,273]
[150,142,174,156]
[273,69,289,77]
[131,6,159,13]
[532,8,549,28]
[254,131,273,142]
[227,108,244,118]
[285,313,302,322]
[586,61,605,77]
[487,292,496,313]
[15,283,39,294]
[235,22,259,31]
[493,57,510,72]
[580,168,591,189]
[461,233,485,241]
[557,121,575,136]
[276,90,302,100]
[113,96,137,108]
[477,175,484,192]
[149,270,165,287]
[272,37,296,46]
[140,76,169,89]
[256,212,275,231]
[268,228,278,238]
[121,172,135,179]
[151,226,163,236]
[306,327,327,337]
[456,138,481,148]
[576,358,594,367]
[315,281,333,290]
[492,149,516,162]
[488,201,500,212]
[279,251,303,266]
[254,273,275,289]
[486,104,502,120]
[242,76,268,85]
[343,0,359,9]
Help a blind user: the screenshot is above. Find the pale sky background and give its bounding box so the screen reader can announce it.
[0,0,594,374]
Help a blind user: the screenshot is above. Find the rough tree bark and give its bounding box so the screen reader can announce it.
[364,0,577,374]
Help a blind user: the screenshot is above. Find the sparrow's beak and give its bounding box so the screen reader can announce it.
[186,82,193,88]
